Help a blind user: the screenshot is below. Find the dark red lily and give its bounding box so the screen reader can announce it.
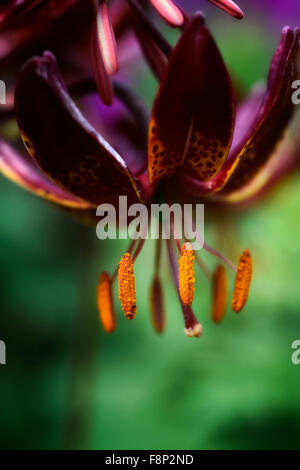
[0,13,299,336]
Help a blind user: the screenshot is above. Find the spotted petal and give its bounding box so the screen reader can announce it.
[148,14,235,184]
[15,51,143,206]
[183,27,300,197]
[0,138,92,208]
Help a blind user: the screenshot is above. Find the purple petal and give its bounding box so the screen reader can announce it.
[15,51,145,206]
[183,27,300,197]
[0,137,92,208]
[148,14,235,184]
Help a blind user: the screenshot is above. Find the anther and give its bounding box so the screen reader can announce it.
[150,276,165,333]
[207,0,244,20]
[118,253,137,319]
[96,0,119,75]
[149,0,185,27]
[97,272,116,333]
[179,243,195,306]
[232,249,253,313]
[211,265,228,323]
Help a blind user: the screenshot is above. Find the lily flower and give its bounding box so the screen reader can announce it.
[0,13,299,337]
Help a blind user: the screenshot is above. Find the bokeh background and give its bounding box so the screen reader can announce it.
[1,0,300,450]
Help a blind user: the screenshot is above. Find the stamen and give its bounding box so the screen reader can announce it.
[150,237,165,333]
[90,16,113,105]
[96,0,119,75]
[203,242,237,272]
[112,238,137,282]
[186,216,237,272]
[118,253,137,319]
[211,265,228,323]
[193,251,211,280]
[127,0,172,57]
[150,276,165,333]
[179,243,195,307]
[97,272,116,333]
[132,237,147,262]
[232,249,253,313]
[166,185,182,253]
[149,0,185,27]
[132,20,168,80]
[207,0,244,19]
[187,215,237,272]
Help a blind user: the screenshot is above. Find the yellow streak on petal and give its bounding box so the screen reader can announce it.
[0,159,92,209]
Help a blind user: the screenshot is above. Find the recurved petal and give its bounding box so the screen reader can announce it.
[217,136,300,205]
[0,138,92,208]
[15,51,143,206]
[183,27,300,197]
[221,27,300,195]
[148,14,235,184]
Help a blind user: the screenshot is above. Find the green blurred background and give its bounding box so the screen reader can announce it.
[1,0,300,450]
